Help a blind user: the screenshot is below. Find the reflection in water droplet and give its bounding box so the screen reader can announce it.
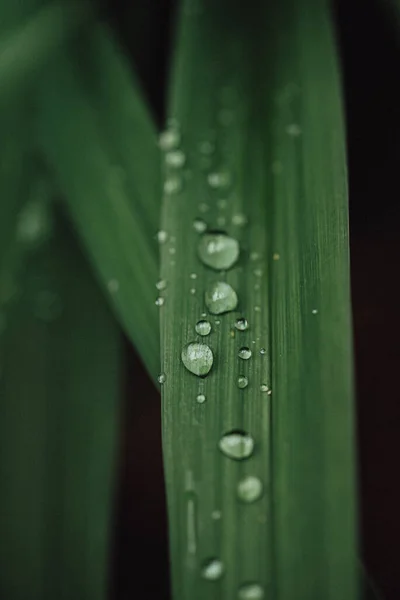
[219,430,254,460]
[205,281,238,314]
[201,558,224,581]
[232,213,248,227]
[208,171,231,189]
[158,373,166,384]
[181,342,213,376]
[155,297,165,306]
[238,583,265,599]
[157,230,168,244]
[198,233,239,270]
[235,317,249,331]
[196,393,206,404]
[159,128,180,150]
[237,376,249,389]
[238,347,252,360]
[193,218,207,233]
[165,149,186,168]
[195,320,212,336]
[156,279,167,291]
[237,476,263,503]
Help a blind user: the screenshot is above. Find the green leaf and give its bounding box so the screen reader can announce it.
[35,23,161,379]
[0,209,120,600]
[159,1,358,599]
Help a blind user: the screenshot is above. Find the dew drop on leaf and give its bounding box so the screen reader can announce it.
[158,128,180,150]
[238,583,265,599]
[156,279,167,291]
[238,347,252,360]
[205,281,238,314]
[165,149,186,168]
[196,393,206,404]
[237,375,249,389]
[164,176,182,195]
[201,558,224,581]
[219,430,254,460]
[156,230,168,244]
[158,373,166,384]
[193,218,207,233]
[195,320,212,336]
[198,232,239,270]
[235,317,249,331]
[237,476,263,503]
[181,342,213,377]
[155,297,165,306]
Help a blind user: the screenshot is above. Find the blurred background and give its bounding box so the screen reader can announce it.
[98,0,400,598]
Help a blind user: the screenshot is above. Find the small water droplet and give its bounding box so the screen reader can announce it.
[193,218,207,233]
[219,430,254,460]
[286,123,302,137]
[237,375,249,389]
[260,348,266,355]
[217,199,228,209]
[164,176,182,195]
[198,202,209,213]
[195,320,212,336]
[201,558,224,581]
[260,384,269,392]
[155,297,165,306]
[205,281,238,314]
[107,279,119,293]
[235,317,249,331]
[232,213,248,226]
[165,149,186,168]
[190,288,196,295]
[196,393,206,404]
[159,128,180,150]
[156,279,167,291]
[190,273,197,279]
[273,253,280,260]
[238,347,252,360]
[253,268,263,277]
[158,373,166,384]
[198,232,239,270]
[254,306,261,312]
[181,342,213,376]
[156,230,168,244]
[238,583,265,599]
[312,308,318,314]
[169,247,176,255]
[237,476,263,503]
[207,170,231,189]
[267,389,272,395]
[215,319,221,325]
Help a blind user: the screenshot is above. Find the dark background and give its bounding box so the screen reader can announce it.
[105,1,400,598]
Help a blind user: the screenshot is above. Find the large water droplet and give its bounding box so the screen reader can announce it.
[219,430,254,460]
[237,376,249,389]
[237,476,263,503]
[195,320,212,336]
[201,558,224,581]
[198,232,239,270]
[193,218,207,233]
[238,347,252,360]
[205,281,238,314]
[235,317,249,331]
[238,583,265,599]
[165,149,186,168]
[181,342,213,376]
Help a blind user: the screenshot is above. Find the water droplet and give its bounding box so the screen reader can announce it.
[254,306,261,312]
[165,149,186,168]
[159,128,180,150]
[286,123,302,137]
[156,279,167,291]
[198,233,239,270]
[158,373,166,384]
[235,317,249,331]
[190,288,196,295]
[107,279,119,293]
[33,290,63,322]
[253,268,263,277]
[155,297,165,306]
[164,176,182,195]
[207,170,231,189]
[195,320,212,336]
[232,213,248,226]
[181,342,213,376]
[201,558,224,581]
[219,430,254,460]
[260,348,266,355]
[16,201,52,245]
[190,273,197,279]
[211,510,222,520]
[196,393,206,404]
[267,389,272,395]
[260,384,269,393]
[238,347,252,360]
[215,319,221,325]
[156,230,168,244]
[237,476,263,503]
[238,583,265,599]
[198,202,209,213]
[312,308,318,314]
[273,252,280,260]
[205,281,238,314]
[217,199,228,209]
[193,218,207,233]
[237,375,249,389]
